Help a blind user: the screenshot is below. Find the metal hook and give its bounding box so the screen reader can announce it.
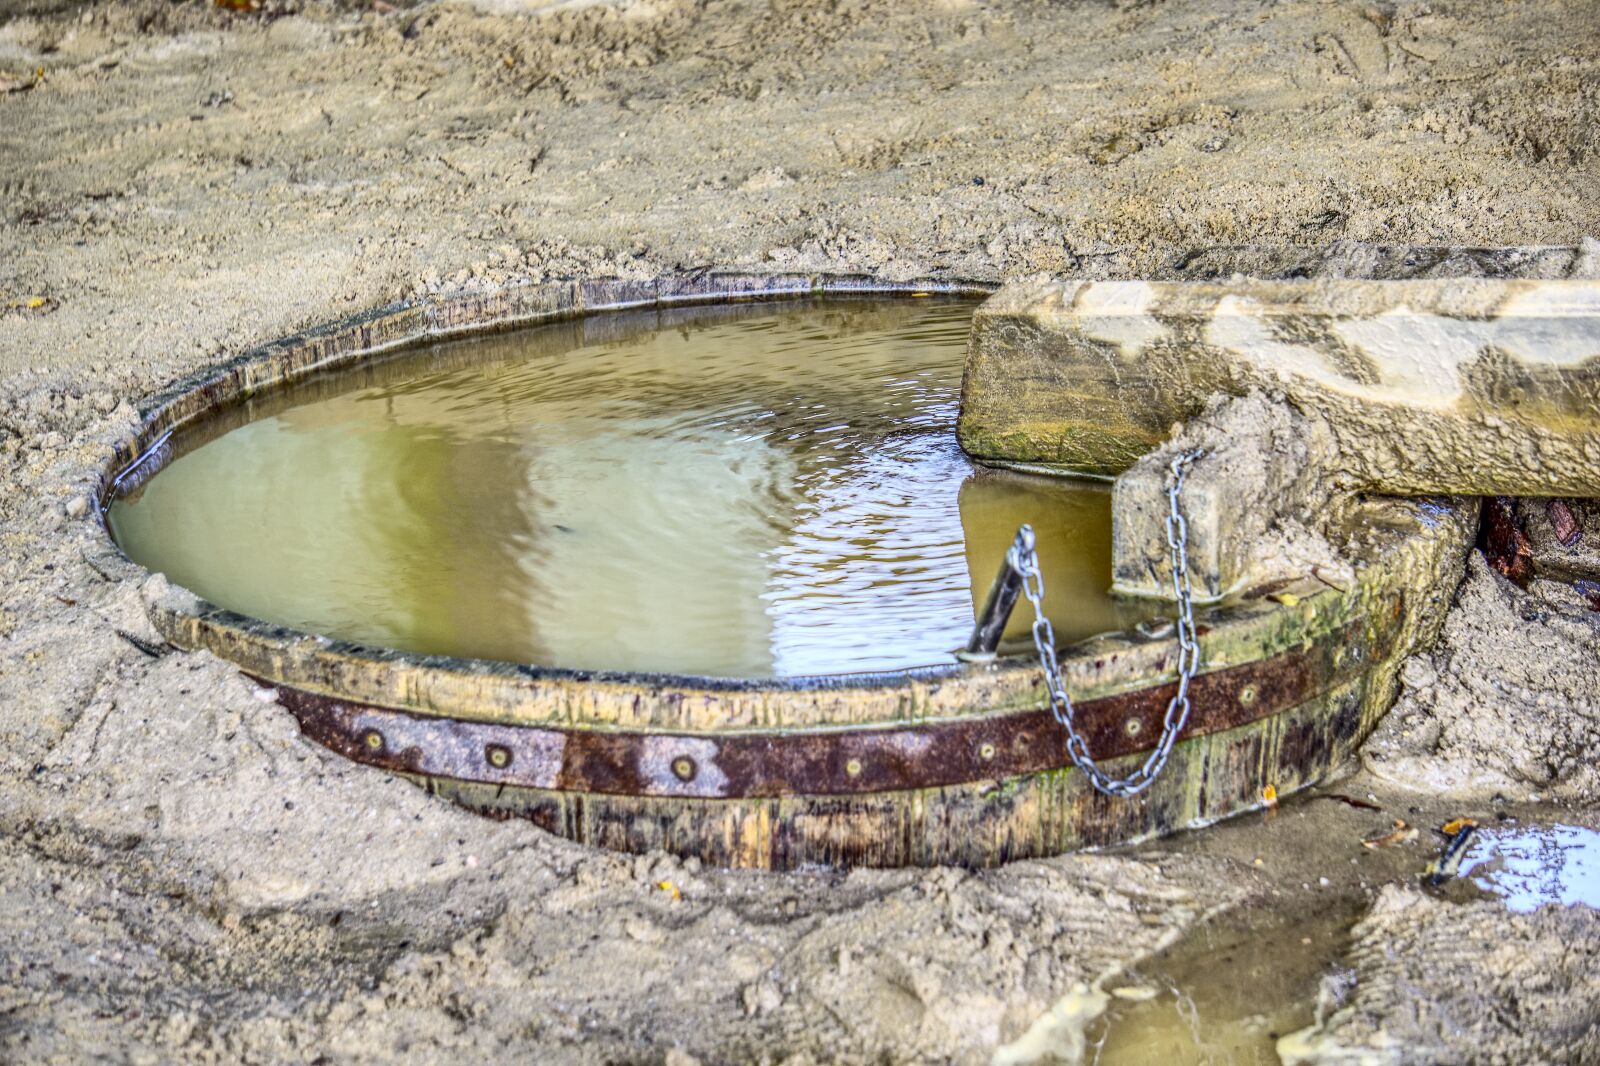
[957,524,1035,662]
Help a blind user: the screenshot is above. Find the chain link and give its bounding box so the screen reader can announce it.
[1011,449,1205,797]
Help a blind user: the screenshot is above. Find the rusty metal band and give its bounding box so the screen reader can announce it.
[270,604,1394,799]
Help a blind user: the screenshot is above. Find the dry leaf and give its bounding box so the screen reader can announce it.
[1363,819,1418,849]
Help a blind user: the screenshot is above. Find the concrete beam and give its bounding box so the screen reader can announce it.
[958,278,1600,496]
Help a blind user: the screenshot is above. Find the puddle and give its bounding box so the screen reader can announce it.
[1081,810,1600,1065]
[1452,823,1600,912]
[1085,895,1362,1066]
[108,298,1149,677]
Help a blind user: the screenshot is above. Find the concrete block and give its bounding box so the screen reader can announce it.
[959,278,1600,496]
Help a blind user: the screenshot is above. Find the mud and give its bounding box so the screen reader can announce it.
[1368,552,1600,802]
[3,0,1600,1062]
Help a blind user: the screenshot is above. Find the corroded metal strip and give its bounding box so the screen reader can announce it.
[430,678,1372,869]
[273,605,1392,799]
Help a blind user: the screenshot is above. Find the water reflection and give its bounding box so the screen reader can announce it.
[109,298,1143,677]
[1459,824,1600,912]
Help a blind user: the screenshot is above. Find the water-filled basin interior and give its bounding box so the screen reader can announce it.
[108,297,1151,678]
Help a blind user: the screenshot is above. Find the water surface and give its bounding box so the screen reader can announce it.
[109,298,1140,677]
[1457,823,1600,912]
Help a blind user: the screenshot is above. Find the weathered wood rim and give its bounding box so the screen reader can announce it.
[270,602,1395,799]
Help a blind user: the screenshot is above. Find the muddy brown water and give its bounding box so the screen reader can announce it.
[1091,802,1600,1065]
[107,298,1151,678]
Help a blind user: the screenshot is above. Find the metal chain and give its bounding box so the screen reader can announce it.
[1011,449,1206,797]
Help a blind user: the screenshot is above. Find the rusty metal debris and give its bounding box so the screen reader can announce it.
[269,614,1376,801]
[1548,500,1582,547]
[1481,497,1533,586]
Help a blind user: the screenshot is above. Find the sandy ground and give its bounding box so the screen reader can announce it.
[2,0,1599,1062]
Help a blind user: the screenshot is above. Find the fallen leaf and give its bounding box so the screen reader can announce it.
[655,880,681,901]
[1424,823,1478,886]
[1441,817,1478,835]
[1363,819,1417,849]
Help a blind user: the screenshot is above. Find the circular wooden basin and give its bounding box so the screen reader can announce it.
[90,273,1475,869]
